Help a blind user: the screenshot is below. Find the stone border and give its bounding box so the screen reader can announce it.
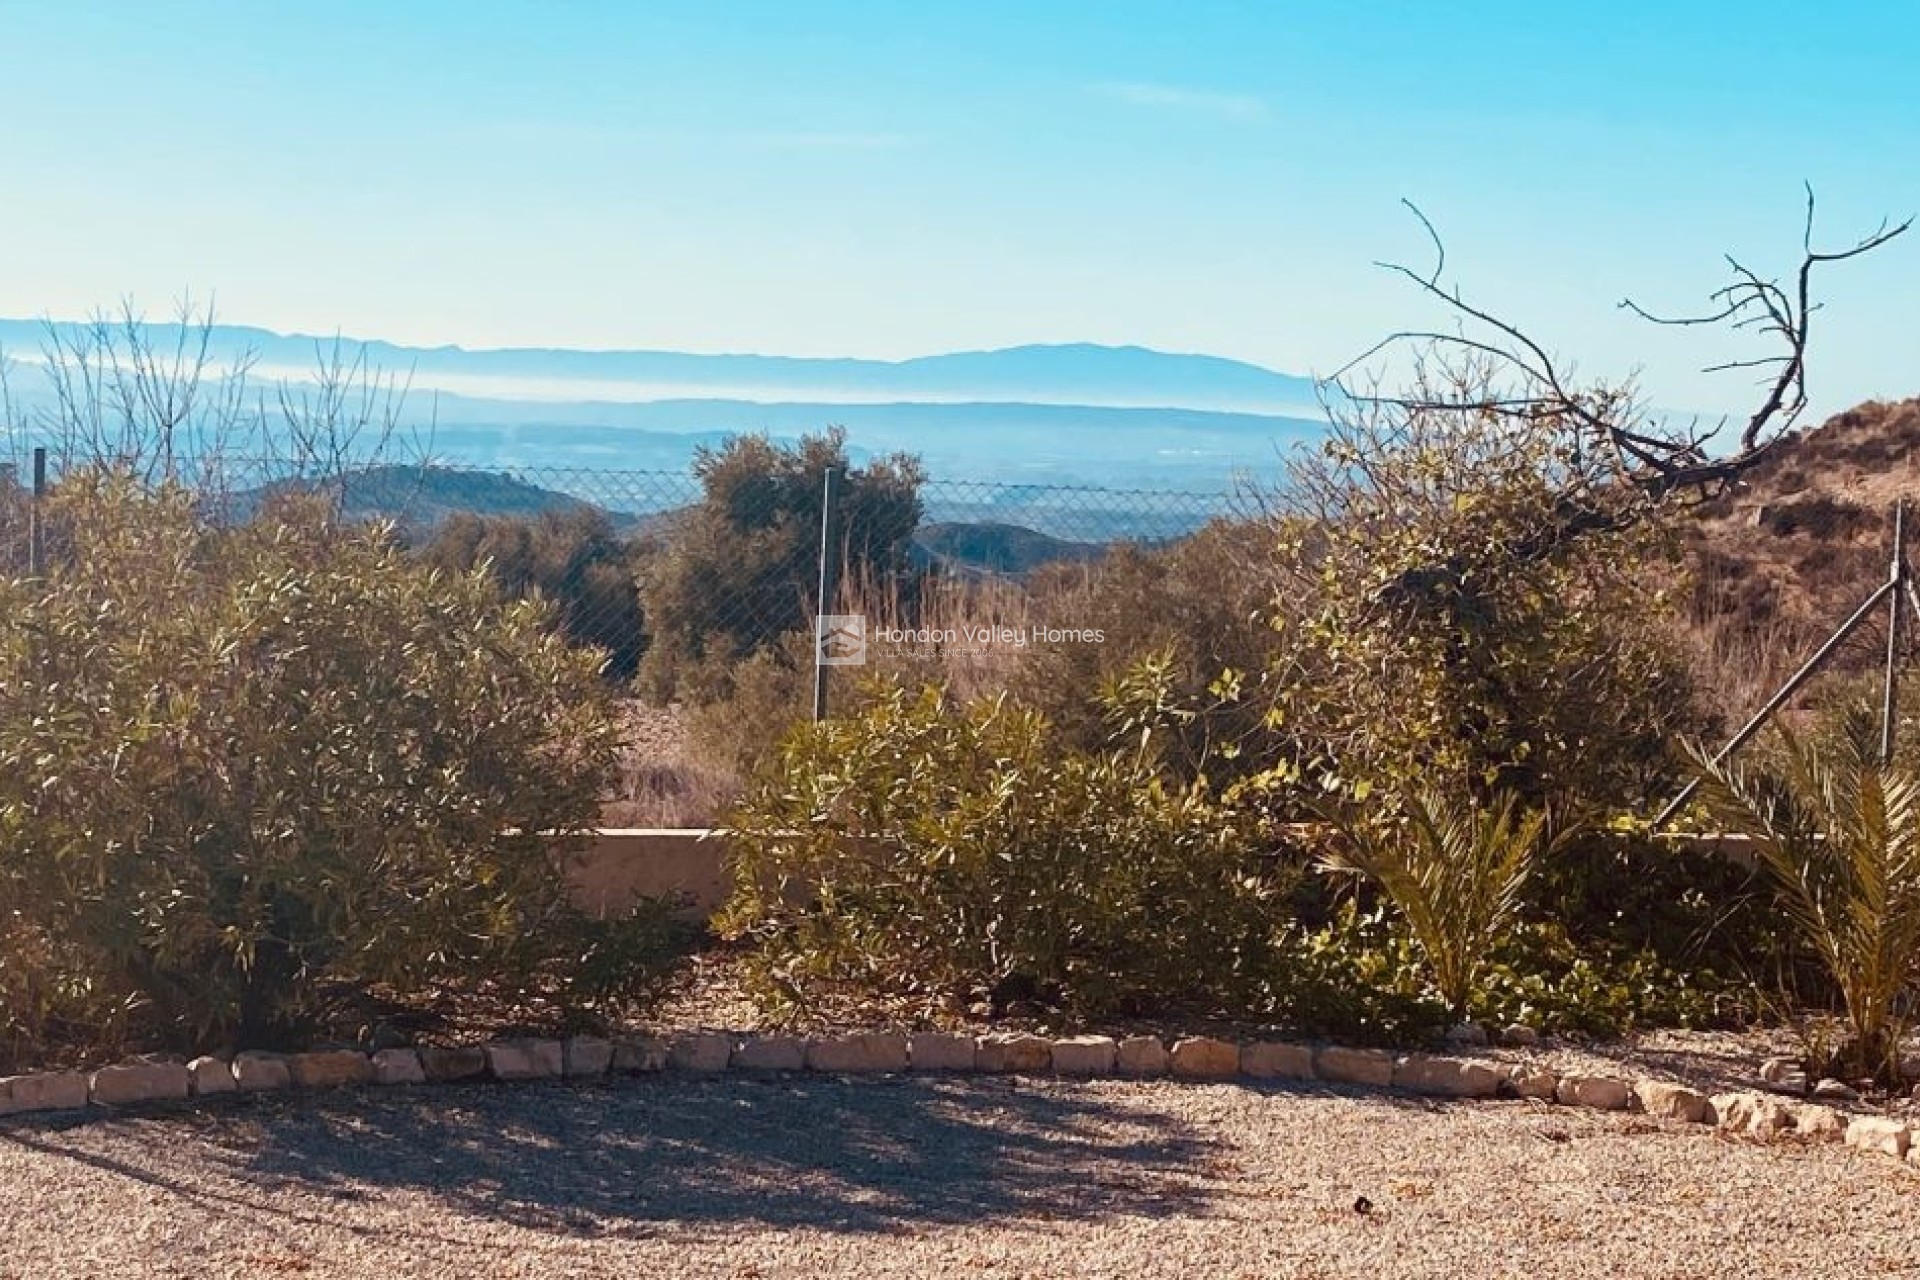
[3,1033,1914,1171]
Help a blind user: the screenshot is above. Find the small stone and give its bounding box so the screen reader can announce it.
[0,1071,91,1114]
[287,1050,374,1089]
[908,1033,976,1072]
[732,1036,808,1072]
[611,1036,669,1073]
[1394,1055,1501,1098]
[563,1037,614,1078]
[1844,1115,1911,1159]
[1509,1069,1559,1101]
[418,1046,488,1081]
[231,1052,292,1092]
[484,1039,565,1081]
[1050,1035,1118,1076]
[1314,1046,1394,1088]
[370,1049,425,1086]
[1240,1041,1315,1081]
[1711,1091,1793,1137]
[1811,1077,1859,1102]
[1115,1036,1169,1078]
[1556,1076,1632,1111]
[1757,1057,1807,1093]
[1498,1024,1541,1048]
[90,1061,191,1106]
[187,1056,236,1097]
[806,1033,909,1073]
[1633,1079,1710,1123]
[1787,1103,1847,1142]
[1169,1037,1240,1080]
[975,1034,1052,1074]
[666,1032,732,1073]
[1443,1022,1489,1048]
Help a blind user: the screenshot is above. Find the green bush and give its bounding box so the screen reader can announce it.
[1013,520,1283,785]
[717,681,1287,1022]
[0,471,682,1063]
[1264,400,1703,813]
[415,507,648,681]
[637,429,924,702]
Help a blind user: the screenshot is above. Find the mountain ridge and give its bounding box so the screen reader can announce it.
[0,320,1324,414]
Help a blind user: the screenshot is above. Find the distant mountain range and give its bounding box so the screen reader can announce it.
[0,319,1333,490]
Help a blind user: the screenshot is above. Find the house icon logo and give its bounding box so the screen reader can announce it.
[816,614,867,666]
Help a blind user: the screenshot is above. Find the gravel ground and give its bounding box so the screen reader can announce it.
[3,1075,1917,1279]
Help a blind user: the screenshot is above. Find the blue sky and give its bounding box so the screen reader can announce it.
[0,1,1915,415]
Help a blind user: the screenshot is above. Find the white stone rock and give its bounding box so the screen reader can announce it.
[1843,1115,1911,1159]
[1555,1076,1632,1111]
[287,1050,374,1089]
[370,1049,425,1086]
[484,1039,564,1081]
[975,1034,1052,1073]
[231,1052,293,1092]
[1787,1102,1847,1142]
[806,1033,909,1073]
[1510,1069,1559,1101]
[1240,1041,1315,1081]
[1811,1077,1859,1102]
[1050,1035,1118,1076]
[732,1037,808,1071]
[1393,1055,1502,1098]
[1169,1037,1240,1080]
[418,1046,489,1081]
[1114,1036,1169,1078]
[90,1061,190,1106]
[1711,1091,1792,1137]
[666,1032,731,1073]
[563,1037,614,1078]
[187,1057,236,1097]
[1314,1045,1394,1088]
[0,1071,91,1114]
[610,1037,669,1073]
[1632,1079,1710,1123]
[908,1033,977,1072]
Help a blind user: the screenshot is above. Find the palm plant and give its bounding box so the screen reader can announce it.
[1692,714,1920,1084]
[1315,787,1568,1017]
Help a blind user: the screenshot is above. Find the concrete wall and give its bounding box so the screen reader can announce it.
[556,827,1762,923]
[562,829,733,919]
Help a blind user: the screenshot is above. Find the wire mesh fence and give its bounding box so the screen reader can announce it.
[0,445,1260,695]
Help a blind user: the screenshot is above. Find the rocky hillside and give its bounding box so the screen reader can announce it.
[1684,398,1920,705]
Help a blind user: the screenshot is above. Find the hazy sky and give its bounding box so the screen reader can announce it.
[1,1,1915,415]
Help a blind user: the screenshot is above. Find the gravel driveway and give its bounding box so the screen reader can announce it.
[2,1075,1916,1279]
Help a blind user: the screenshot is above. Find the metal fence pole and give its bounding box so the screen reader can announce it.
[1884,499,1907,764]
[28,446,45,577]
[812,465,842,722]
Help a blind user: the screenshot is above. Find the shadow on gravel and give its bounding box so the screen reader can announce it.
[7,1076,1227,1238]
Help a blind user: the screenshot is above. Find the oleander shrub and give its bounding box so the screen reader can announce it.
[717,681,1289,1021]
[0,470,681,1065]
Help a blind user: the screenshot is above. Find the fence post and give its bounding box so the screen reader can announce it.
[28,446,45,578]
[1884,499,1907,764]
[812,465,843,722]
